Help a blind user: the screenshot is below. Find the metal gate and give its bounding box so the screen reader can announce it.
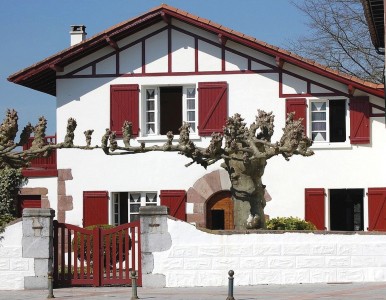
[53,221,141,287]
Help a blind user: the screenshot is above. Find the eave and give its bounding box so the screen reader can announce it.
[361,0,385,50]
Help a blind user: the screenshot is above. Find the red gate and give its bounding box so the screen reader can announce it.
[53,221,141,287]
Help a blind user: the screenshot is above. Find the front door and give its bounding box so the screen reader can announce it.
[206,191,234,230]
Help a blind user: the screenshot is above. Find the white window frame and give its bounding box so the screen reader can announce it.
[112,192,121,226]
[110,191,159,225]
[308,97,350,149]
[141,85,197,138]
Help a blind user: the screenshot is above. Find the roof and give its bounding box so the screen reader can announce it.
[362,0,384,50]
[8,4,384,98]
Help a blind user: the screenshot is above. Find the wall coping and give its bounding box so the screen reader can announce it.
[22,208,55,218]
[196,226,386,235]
[140,205,169,216]
[166,217,386,235]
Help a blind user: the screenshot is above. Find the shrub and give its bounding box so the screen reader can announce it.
[0,214,15,240]
[266,217,316,230]
[73,224,131,267]
[0,167,26,239]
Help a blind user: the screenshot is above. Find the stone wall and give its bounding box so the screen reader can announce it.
[145,213,386,287]
[0,221,34,290]
[22,208,55,289]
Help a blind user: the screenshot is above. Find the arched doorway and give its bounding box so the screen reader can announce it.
[206,191,234,230]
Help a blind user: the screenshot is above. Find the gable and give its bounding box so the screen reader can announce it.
[8,4,383,98]
[58,19,277,79]
[281,63,349,98]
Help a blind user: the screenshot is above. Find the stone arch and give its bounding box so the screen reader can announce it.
[186,169,231,227]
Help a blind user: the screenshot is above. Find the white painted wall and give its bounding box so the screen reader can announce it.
[151,218,386,286]
[24,17,386,229]
[0,221,34,290]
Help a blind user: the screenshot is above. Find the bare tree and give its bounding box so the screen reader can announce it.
[101,111,314,229]
[0,109,91,169]
[1,109,313,229]
[288,0,384,83]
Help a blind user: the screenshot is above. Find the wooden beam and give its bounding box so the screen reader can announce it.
[348,84,356,96]
[275,56,284,68]
[161,12,171,24]
[105,36,119,51]
[49,64,64,72]
[218,33,228,46]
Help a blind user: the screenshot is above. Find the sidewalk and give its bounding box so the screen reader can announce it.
[0,282,385,300]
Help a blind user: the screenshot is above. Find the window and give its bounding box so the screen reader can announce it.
[305,188,365,231]
[310,99,346,143]
[330,189,364,231]
[111,192,159,225]
[17,195,41,218]
[143,86,197,136]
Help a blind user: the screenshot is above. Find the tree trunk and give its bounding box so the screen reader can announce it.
[222,152,267,229]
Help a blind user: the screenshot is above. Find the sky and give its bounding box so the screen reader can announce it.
[0,0,307,135]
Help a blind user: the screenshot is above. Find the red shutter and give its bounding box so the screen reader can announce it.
[286,98,307,134]
[160,190,186,221]
[368,188,386,231]
[350,96,370,144]
[17,195,41,217]
[305,188,325,230]
[198,82,228,136]
[83,191,109,227]
[110,84,139,137]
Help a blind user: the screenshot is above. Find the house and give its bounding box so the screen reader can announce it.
[8,4,386,232]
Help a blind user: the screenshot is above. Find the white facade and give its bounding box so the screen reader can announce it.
[14,7,385,231]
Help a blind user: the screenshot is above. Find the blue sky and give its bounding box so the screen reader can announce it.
[0,0,306,135]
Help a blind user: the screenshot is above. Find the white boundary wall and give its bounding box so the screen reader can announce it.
[152,218,386,287]
[0,221,34,290]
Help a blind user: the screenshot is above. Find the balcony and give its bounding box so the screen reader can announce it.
[22,135,58,177]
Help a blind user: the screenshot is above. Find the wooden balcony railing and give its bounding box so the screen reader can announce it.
[22,135,58,177]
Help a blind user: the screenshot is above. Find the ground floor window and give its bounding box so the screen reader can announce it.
[329,189,364,231]
[112,192,158,225]
[17,195,41,217]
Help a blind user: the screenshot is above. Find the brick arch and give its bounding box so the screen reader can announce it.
[186,169,231,227]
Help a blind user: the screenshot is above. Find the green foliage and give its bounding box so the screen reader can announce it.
[266,217,316,231]
[73,224,131,267]
[0,167,26,236]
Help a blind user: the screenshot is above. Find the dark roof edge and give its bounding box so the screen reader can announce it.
[361,0,383,49]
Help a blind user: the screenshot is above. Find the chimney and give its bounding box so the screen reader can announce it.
[70,25,87,46]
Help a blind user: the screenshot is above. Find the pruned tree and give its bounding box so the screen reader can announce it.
[1,108,314,229]
[100,110,314,229]
[0,109,93,169]
[288,0,384,84]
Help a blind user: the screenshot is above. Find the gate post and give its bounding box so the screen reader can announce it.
[139,206,172,288]
[22,208,55,289]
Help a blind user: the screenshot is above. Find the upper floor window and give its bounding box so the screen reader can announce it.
[144,86,197,136]
[310,99,346,143]
[110,81,228,139]
[286,96,372,147]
